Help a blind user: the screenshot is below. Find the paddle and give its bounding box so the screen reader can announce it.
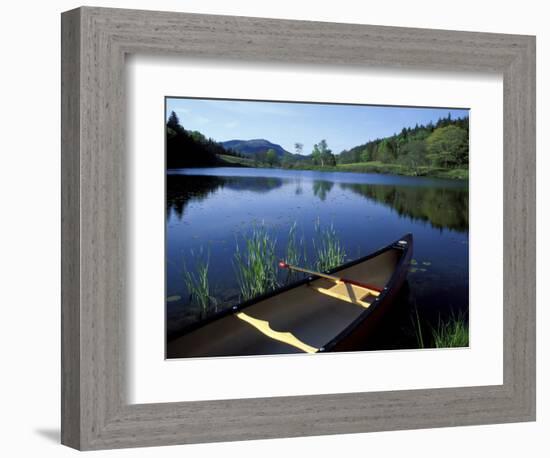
[278,261,382,293]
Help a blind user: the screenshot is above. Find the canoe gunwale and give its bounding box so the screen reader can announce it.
[166,234,413,353]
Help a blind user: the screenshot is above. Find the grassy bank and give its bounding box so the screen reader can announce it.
[217,154,256,167]
[336,162,468,179]
[292,162,468,180]
[214,155,468,180]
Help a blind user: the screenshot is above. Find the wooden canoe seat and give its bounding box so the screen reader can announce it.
[308,281,379,309]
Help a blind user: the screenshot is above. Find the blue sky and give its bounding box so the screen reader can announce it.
[166,97,469,155]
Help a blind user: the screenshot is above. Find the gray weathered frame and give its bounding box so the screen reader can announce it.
[61,6,536,450]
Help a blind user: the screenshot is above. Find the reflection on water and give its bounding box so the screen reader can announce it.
[167,170,468,232]
[166,168,469,350]
[312,180,334,201]
[339,183,468,232]
[167,175,284,219]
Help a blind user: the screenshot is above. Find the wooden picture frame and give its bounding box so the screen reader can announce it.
[61,6,536,450]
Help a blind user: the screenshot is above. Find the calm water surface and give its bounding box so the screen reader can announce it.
[166,167,469,350]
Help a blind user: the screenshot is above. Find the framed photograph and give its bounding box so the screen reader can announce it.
[164,98,469,359]
[61,6,535,450]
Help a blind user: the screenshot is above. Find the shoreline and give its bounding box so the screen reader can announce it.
[208,155,469,180]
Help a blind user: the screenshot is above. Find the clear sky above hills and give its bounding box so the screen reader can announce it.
[166,97,469,155]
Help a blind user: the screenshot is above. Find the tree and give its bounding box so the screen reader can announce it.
[265,149,279,167]
[167,111,181,130]
[166,115,224,168]
[311,139,335,167]
[377,139,395,163]
[426,125,468,168]
[294,142,303,155]
[189,130,207,143]
[324,152,336,166]
[399,140,427,175]
[360,142,377,162]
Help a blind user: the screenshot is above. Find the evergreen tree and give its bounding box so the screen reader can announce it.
[167,111,181,130]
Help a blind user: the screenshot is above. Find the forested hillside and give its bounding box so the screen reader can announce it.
[338,114,469,174]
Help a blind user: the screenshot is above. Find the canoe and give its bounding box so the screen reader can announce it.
[167,233,413,358]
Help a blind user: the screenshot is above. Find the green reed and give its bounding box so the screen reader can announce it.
[432,311,469,348]
[285,222,301,266]
[282,222,307,284]
[182,247,215,319]
[234,225,278,301]
[313,219,346,272]
[412,308,469,349]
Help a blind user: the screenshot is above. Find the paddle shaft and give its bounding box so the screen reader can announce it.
[279,262,382,293]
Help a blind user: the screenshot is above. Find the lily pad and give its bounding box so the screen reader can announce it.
[166,295,181,302]
[410,259,418,265]
[422,261,431,266]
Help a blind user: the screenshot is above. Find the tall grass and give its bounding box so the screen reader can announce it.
[285,222,301,266]
[412,308,469,349]
[184,220,348,312]
[282,222,307,284]
[313,219,346,272]
[234,225,278,301]
[182,248,215,319]
[432,312,469,348]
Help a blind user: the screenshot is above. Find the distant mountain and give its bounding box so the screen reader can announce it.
[221,139,290,157]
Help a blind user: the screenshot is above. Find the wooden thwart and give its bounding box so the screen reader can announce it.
[278,261,382,293]
[309,281,379,309]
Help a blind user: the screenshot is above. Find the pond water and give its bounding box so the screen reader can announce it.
[166,167,469,350]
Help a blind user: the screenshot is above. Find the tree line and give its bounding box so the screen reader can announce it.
[338,114,469,171]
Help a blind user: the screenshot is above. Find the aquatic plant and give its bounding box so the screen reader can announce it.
[285,222,300,266]
[281,222,308,284]
[234,225,278,301]
[313,219,346,272]
[432,311,469,348]
[182,247,215,319]
[412,308,469,349]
